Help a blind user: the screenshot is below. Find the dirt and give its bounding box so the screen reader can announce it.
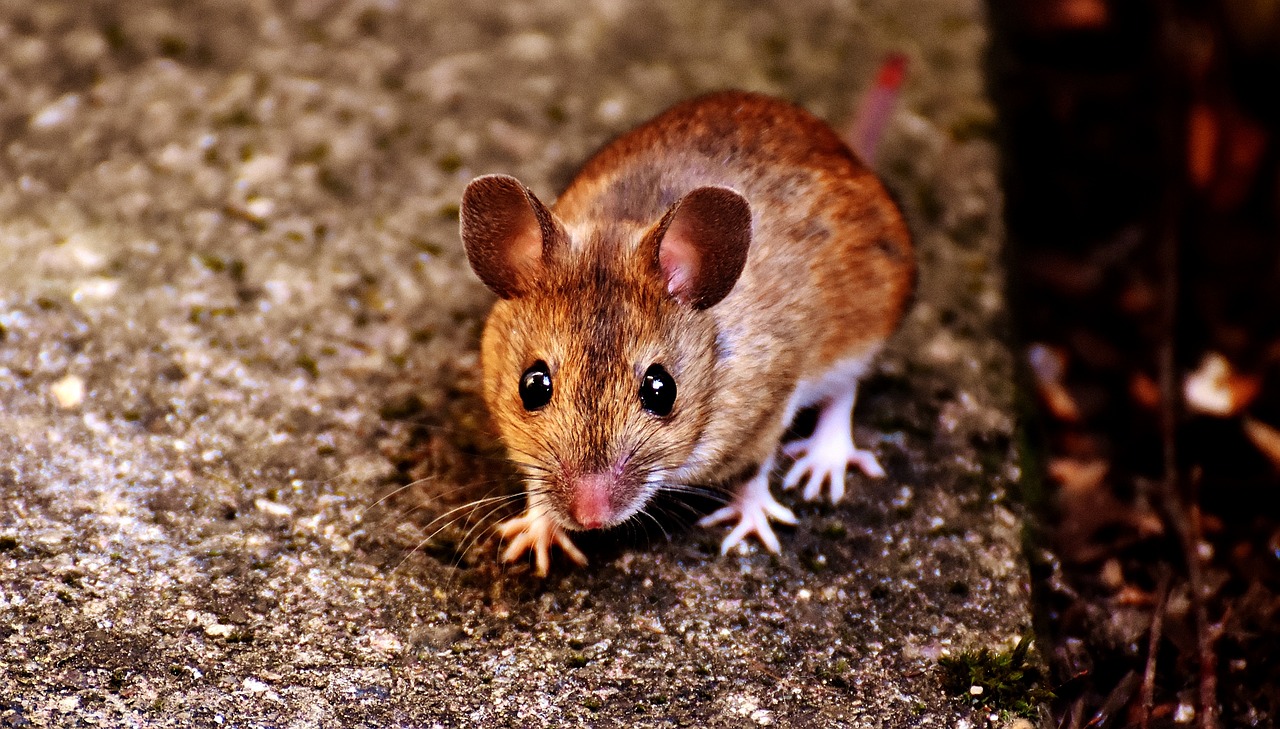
[0,1,1038,726]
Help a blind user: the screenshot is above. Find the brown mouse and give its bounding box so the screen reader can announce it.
[460,90,914,575]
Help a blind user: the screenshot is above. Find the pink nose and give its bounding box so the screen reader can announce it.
[570,473,614,530]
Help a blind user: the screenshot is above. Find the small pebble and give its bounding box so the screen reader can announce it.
[31,93,80,129]
[51,375,85,409]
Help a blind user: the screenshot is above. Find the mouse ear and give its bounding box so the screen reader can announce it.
[460,174,562,298]
[651,186,752,309]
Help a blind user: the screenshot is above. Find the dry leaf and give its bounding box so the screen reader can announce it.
[1184,351,1258,416]
[1029,0,1110,31]
[1129,371,1161,410]
[1188,102,1219,188]
[1049,457,1109,493]
[1244,417,1280,469]
[1115,585,1157,607]
[1028,343,1083,422]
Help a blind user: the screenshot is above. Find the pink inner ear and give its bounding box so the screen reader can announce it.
[652,186,751,309]
[507,217,543,272]
[658,222,699,299]
[461,174,558,299]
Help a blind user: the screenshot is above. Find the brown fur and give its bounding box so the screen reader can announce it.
[468,91,914,530]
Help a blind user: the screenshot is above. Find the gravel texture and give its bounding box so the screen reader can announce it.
[0,1,1032,726]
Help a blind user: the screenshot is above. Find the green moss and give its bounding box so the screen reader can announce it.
[950,109,997,142]
[761,33,792,84]
[103,23,128,51]
[381,71,405,91]
[379,393,425,421]
[220,109,255,127]
[1012,402,1049,514]
[815,657,851,687]
[820,520,847,539]
[198,253,228,272]
[950,216,988,249]
[298,144,330,164]
[582,696,603,711]
[319,167,353,197]
[295,354,319,378]
[188,305,237,324]
[937,634,1051,718]
[916,182,943,225]
[436,153,463,174]
[158,35,188,58]
[411,237,445,256]
[566,653,589,668]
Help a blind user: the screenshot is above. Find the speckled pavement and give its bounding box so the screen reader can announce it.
[0,1,1035,726]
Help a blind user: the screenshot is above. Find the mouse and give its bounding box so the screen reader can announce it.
[459,90,914,576]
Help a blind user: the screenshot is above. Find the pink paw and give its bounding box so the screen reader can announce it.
[496,510,587,576]
[698,486,797,554]
[782,437,885,503]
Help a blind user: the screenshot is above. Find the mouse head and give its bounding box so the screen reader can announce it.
[460,174,751,531]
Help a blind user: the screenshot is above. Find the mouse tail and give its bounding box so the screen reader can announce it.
[847,52,908,168]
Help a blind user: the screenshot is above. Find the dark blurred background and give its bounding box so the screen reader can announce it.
[986,0,1280,726]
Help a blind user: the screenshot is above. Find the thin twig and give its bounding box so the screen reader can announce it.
[1154,5,1221,727]
[1187,474,1220,729]
[1086,670,1140,728]
[1066,696,1084,729]
[1138,571,1172,729]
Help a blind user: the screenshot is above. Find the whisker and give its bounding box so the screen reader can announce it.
[636,507,671,543]
[391,492,528,575]
[397,492,523,541]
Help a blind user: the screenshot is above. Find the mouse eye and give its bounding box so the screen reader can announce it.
[639,364,676,417]
[519,361,553,411]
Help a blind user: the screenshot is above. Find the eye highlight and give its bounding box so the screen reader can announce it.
[639,364,676,416]
[519,360,553,411]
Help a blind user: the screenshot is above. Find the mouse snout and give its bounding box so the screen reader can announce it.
[568,473,616,530]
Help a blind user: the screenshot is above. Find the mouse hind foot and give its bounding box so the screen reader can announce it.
[781,380,884,503]
[496,501,588,576]
[698,457,798,554]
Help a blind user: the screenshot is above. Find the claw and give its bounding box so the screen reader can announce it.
[496,508,587,576]
[781,385,884,503]
[699,466,796,554]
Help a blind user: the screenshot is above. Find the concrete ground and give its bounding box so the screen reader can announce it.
[0,0,1035,726]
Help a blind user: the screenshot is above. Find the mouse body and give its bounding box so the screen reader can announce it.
[460,90,914,575]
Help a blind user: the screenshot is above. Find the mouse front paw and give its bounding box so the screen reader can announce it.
[698,472,797,554]
[782,436,884,503]
[496,508,587,576]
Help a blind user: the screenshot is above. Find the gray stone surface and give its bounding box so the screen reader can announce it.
[0,1,1032,726]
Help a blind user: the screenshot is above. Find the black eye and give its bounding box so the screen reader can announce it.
[519,361,553,411]
[639,364,676,417]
